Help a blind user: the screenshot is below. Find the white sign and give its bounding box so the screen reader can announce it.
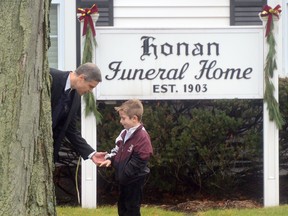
[95,27,264,100]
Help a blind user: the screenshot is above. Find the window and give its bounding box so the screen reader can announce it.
[230,0,267,25]
[76,0,113,66]
[48,0,64,69]
[48,4,58,68]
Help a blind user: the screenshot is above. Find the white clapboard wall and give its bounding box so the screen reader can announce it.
[113,0,230,27]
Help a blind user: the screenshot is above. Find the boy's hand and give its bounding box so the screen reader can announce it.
[99,159,111,167]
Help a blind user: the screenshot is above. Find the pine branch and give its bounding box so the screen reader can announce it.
[82,25,102,123]
[263,19,284,129]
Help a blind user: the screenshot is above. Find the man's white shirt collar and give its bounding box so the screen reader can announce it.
[65,73,71,92]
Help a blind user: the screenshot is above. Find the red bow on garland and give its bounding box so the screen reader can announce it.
[77,4,99,36]
[260,4,281,37]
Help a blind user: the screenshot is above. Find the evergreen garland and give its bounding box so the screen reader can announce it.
[261,5,284,129]
[82,20,102,123]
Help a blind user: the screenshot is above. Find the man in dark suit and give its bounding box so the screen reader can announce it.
[50,62,104,165]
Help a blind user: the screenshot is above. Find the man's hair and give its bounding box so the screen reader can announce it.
[75,62,102,82]
[115,99,144,121]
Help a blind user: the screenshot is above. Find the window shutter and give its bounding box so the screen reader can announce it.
[76,0,113,26]
[76,0,113,65]
[230,0,267,25]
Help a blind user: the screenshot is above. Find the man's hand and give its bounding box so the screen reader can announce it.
[91,152,107,165]
[99,159,111,167]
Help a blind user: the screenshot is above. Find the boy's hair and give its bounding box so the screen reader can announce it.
[115,99,143,121]
[75,62,102,82]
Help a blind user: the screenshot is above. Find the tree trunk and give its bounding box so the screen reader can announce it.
[0,1,56,215]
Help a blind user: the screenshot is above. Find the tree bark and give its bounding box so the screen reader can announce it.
[0,0,56,215]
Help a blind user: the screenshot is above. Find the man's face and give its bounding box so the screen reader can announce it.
[75,74,99,95]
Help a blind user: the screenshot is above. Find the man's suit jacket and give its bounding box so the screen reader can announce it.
[50,68,95,162]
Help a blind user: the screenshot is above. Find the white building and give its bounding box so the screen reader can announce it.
[51,0,285,72]
[49,0,286,208]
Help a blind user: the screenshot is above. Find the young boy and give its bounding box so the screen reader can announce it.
[100,99,153,216]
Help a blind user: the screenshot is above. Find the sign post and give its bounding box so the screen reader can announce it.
[261,1,282,206]
[79,10,99,208]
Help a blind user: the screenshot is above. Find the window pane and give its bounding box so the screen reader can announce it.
[48,4,58,68]
[50,4,58,35]
[49,37,58,69]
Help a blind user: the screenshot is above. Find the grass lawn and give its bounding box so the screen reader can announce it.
[57,204,288,216]
[57,205,184,216]
[197,205,288,216]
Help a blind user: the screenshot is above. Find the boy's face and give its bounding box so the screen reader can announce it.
[118,110,139,130]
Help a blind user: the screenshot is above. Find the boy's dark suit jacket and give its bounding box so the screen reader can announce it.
[50,68,94,162]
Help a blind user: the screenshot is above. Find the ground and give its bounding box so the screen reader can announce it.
[97,191,262,213]
[158,199,260,213]
[97,185,263,213]
[55,166,288,214]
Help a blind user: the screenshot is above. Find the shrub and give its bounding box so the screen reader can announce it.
[96,78,288,198]
[97,98,263,196]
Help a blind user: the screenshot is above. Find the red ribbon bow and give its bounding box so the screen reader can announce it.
[77,4,99,36]
[260,4,281,37]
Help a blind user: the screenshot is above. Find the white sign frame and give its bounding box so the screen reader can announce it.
[81,24,280,208]
[95,27,264,100]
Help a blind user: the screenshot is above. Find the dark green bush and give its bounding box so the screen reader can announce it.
[96,78,288,197]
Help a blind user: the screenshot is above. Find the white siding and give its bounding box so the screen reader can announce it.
[114,0,230,27]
